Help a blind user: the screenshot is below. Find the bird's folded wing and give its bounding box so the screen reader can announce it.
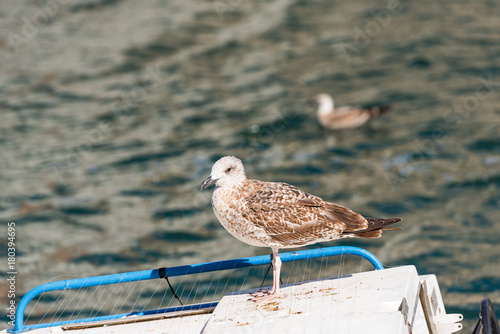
[330,107,371,122]
[243,181,368,239]
[245,181,323,211]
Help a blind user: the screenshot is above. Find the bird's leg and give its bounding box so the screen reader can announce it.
[249,248,281,302]
[269,248,281,295]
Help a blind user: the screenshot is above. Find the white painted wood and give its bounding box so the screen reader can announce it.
[419,274,463,334]
[413,296,431,334]
[204,266,422,334]
[1,266,462,334]
[4,313,212,334]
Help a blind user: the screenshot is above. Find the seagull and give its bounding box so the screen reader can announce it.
[200,156,401,301]
[309,93,391,130]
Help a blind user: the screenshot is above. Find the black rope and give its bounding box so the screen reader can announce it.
[259,264,273,289]
[158,267,183,305]
[259,253,283,289]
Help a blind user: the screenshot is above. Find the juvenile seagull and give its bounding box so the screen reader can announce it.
[200,156,401,301]
[309,93,391,130]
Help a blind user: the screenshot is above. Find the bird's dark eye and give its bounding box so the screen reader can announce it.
[225,167,232,173]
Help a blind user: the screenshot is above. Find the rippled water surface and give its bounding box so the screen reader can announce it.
[1,0,500,331]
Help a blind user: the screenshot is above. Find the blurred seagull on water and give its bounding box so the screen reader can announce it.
[309,93,391,130]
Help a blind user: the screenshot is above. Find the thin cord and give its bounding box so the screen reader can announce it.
[158,268,183,305]
[259,264,272,289]
[258,253,283,289]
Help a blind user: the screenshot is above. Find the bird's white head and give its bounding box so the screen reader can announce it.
[200,156,246,190]
[311,93,334,115]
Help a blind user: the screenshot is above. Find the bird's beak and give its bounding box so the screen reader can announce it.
[200,175,217,191]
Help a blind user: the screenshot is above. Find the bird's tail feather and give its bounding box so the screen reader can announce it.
[366,217,402,231]
[365,105,391,117]
[343,217,402,239]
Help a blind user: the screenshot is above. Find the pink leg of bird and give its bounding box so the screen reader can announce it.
[250,248,281,302]
[270,248,281,294]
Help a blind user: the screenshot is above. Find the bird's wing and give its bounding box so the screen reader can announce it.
[245,181,322,211]
[340,106,372,119]
[324,107,371,129]
[242,181,369,245]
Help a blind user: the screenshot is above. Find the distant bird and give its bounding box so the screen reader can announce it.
[309,93,391,130]
[200,156,402,301]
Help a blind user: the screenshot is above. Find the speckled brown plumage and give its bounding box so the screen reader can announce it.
[201,156,402,301]
[212,179,400,249]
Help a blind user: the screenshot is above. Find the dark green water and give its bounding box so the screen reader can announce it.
[1,0,500,331]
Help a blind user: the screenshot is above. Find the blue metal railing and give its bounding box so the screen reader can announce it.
[12,246,383,333]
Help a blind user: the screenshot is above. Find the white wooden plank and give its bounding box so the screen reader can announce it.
[13,313,212,334]
[2,266,462,334]
[419,275,463,334]
[203,266,419,334]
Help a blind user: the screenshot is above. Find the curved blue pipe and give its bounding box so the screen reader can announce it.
[13,245,382,333]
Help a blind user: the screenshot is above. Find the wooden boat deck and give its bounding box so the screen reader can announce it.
[6,266,462,334]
